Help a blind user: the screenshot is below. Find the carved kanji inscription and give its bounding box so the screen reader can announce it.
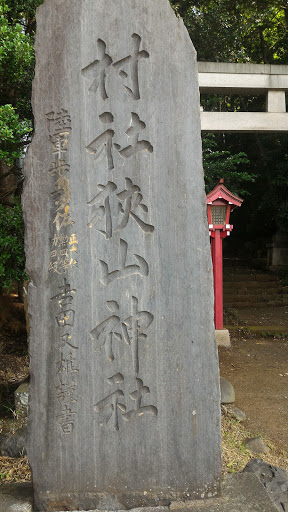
[86,113,153,170]
[99,239,149,285]
[81,39,112,100]
[113,34,149,100]
[90,297,153,375]
[81,34,149,100]
[94,375,157,431]
[116,113,153,159]
[88,178,154,238]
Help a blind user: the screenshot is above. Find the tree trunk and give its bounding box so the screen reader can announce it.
[258,27,268,63]
[0,160,18,206]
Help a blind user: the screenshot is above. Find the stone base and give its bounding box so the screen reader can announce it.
[215,329,230,347]
[1,473,278,512]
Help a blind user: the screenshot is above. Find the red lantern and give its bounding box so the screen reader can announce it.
[207,179,243,330]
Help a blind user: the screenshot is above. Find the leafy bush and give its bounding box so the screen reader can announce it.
[202,133,255,196]
[0,105,31,165]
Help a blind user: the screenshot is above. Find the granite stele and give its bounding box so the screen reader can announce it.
[22,0,222,510]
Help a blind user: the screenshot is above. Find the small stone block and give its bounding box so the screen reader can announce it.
[14,380,29,419]
[267,90,286,113]
[220,377,235,404]
[231,406,246,422]
[244,437,270,455]
[215,329,231,347]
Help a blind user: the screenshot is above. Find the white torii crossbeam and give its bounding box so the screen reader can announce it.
[198,62,288,132]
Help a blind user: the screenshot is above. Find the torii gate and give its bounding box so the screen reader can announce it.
[198,62,288,132]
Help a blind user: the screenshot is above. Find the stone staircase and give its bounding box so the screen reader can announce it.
[223,261,288,309]
[223,260,288,335]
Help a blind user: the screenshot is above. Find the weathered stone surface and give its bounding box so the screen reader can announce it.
[22,0,221,510]
[220,377,235,404]
[61,474,279,512]
[243,459,288,512]
[171,473,279,511]
[215,329,230,347]
[244,437,270,454]
[0,426,27,457]
[0,474,280,512]
[222,405,246,422]
[0,483,33,512]
[230,407,246,422]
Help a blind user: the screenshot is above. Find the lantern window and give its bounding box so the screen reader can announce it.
[210,205,227,225]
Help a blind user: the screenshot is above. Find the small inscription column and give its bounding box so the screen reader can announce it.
[23,0,222,510]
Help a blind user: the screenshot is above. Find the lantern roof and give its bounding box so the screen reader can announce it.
[206,178,243,209]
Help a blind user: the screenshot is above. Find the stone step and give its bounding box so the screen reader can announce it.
[224,288,282,297]
[224,300,285,308]
[224,293,282,303]
[225,325,288,335]
[223,280,279,290]
[223,273,277,282]
[222,264,288,309]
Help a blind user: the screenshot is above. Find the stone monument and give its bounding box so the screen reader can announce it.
[22,0,222,510]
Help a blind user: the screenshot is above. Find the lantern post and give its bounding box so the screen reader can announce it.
[207,179,243,344]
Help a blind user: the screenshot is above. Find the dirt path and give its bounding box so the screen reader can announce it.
[219,334,288,453]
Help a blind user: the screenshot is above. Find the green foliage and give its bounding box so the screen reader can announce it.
[0,105,31,165]
[4,0,43,25]
[251,134,288,232]
[170,0,246,62]
[0,0,44,152]
[0,0,42,288]
[0,0,37,162]
[0,199,26,291]
[169,0,288,64]
[0,1,36,119]
[202,134,254,196]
